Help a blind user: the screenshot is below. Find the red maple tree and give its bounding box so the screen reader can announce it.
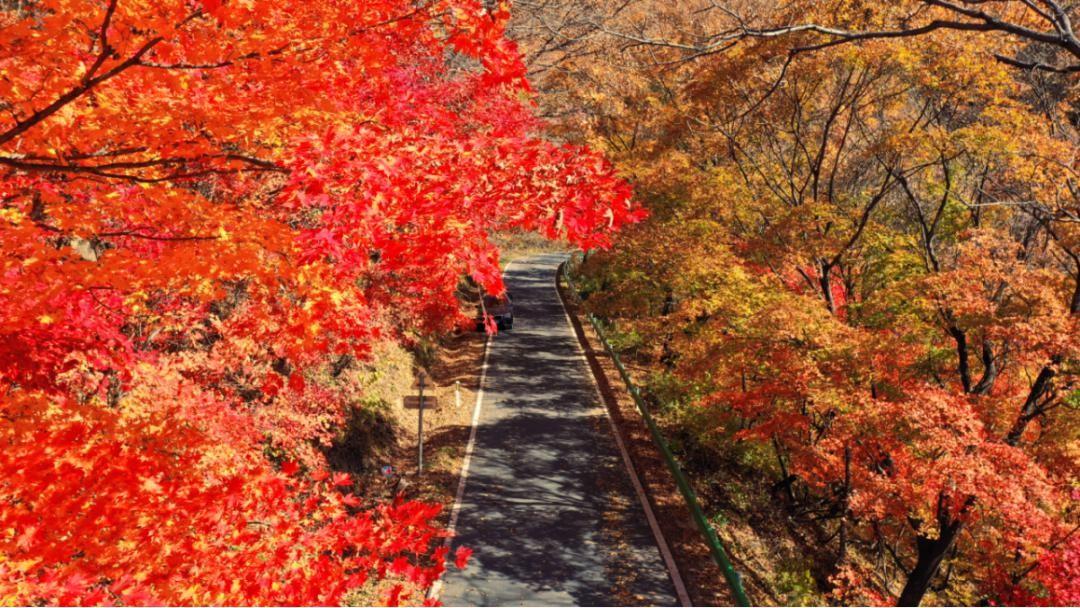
[0,0,641,603]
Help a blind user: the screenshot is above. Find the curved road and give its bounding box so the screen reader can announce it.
[439,253,679,607]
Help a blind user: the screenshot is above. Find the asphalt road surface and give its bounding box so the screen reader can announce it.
[439,253,679,607]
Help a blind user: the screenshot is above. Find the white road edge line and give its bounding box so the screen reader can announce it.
[427,260,514,602]
[554,258,693,608]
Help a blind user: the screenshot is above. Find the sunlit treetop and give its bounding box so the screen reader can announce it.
[0,0,642,604]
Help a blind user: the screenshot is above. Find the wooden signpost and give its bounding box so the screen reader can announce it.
[404,370,438,475]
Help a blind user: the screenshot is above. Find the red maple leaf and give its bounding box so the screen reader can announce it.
[454,546,472,569]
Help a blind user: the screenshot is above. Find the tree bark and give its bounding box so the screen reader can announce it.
[1006,361,1057,446]
[948,326,972,393]
[897,514,965,606]
[820,261,836,315]
[970,338,998,395]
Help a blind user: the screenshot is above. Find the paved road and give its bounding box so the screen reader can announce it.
[439,253,679,607]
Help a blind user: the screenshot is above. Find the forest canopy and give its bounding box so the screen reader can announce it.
[513,0,1079,605]
[0,0,640,603]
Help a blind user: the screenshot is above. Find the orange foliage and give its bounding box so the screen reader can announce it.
[0,0,639,603]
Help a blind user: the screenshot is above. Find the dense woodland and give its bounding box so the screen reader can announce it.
[511,0,1080,605]
[0,0,640,603]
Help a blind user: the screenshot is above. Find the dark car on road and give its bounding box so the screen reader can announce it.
[477,292,513,331]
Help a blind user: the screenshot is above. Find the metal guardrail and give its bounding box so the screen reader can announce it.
[561,256,752,607]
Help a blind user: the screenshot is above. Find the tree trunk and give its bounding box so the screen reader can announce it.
[948,326,972,393]
[970,338,998,395]
[1005,268,1075,444]
[820,261,836,315]
[896,521,963,606]
[1006,362,1057,446]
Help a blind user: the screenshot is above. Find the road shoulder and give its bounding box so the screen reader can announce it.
[556,263,738,607]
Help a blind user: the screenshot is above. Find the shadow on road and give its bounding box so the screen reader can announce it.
[439,253,677,607]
